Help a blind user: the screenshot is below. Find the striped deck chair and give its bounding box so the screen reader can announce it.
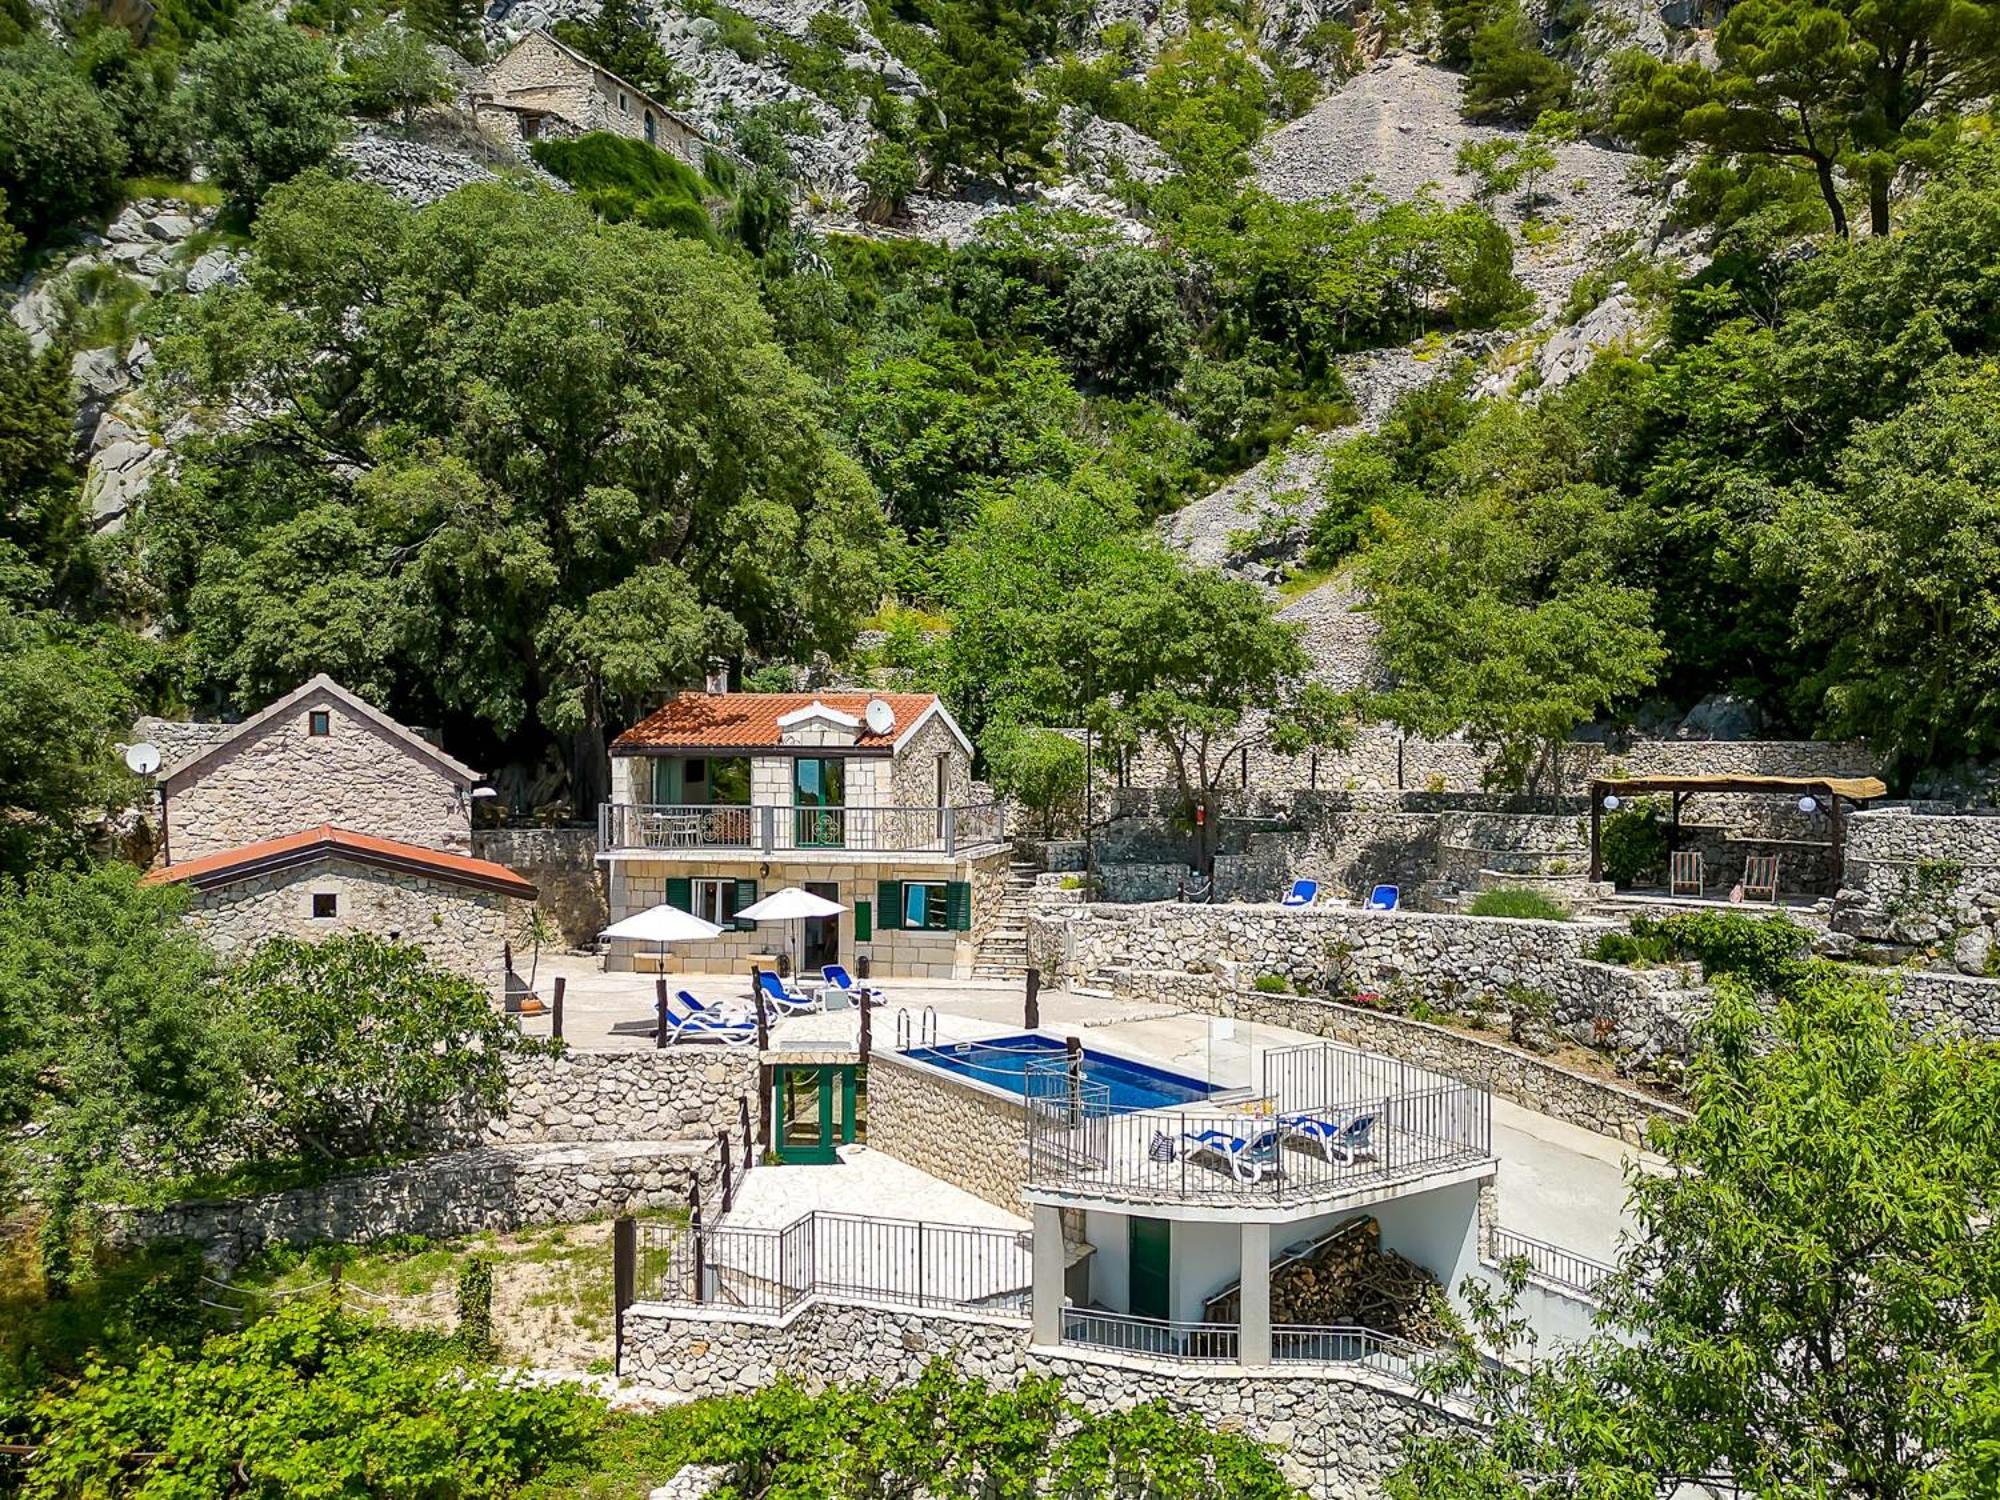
[1669,850,1704,897]
[1741,856,1780,903]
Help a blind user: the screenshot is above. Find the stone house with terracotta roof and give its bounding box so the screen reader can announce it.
[132,676,533,992]
[599,692,1010,980]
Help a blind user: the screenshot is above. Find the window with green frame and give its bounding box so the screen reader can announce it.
[874,879,970,931]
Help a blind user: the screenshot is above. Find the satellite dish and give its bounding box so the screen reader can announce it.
[124,742,162,776]
[864,698,896,736]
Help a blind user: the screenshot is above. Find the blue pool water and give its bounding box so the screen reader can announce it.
[902,1033,1214,1113]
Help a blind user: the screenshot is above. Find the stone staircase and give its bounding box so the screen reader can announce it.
[972,861,1039,981]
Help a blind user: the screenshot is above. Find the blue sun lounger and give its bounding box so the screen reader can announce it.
[756,968,818,1017]
[1182,1128,1285,1184]
[1280,878,1319,908]
[1280,1112,1376,1164]
[662,996,758,1046]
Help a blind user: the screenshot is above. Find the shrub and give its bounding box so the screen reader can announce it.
[529,131,713,201]
[189,17,344,210]
[1467,887,1569,920]
[1063,247,1192,395]
[1253,973,1290,994]
[1613,911,1812,991]
[858,137,918,223]
[1599,797,1667,888]
[982,724,1086,838]
[342,22,452,129]
[0,47,127,241]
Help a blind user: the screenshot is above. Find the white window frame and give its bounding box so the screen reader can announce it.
[692,878,738,927]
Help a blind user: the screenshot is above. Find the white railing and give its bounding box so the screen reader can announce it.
[1489,1227,1615,1299]
[1061,1309,1240,1363]
[600,801,1006,855]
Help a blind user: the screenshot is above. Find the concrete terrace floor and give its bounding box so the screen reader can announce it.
[521,966,1655,1264]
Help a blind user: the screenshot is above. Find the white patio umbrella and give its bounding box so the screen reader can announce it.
[600,903,724,977]
[735,886,847,980]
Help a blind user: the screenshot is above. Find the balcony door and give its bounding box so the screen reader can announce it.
[793,757,846,848]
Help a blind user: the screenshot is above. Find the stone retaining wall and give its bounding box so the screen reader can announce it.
[493,1049,761,1144]
[474,825,605,947]
[111,1141,715,1267]
[867,1051,1030,1213]
[621,1300,1462,1500]
[1835,809,2000,958]
[1878,967,2000,1038]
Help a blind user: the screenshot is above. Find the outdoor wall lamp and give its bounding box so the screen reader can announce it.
[1601,794,1621,811]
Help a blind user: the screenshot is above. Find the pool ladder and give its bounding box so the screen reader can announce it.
[895,1006,938,1050]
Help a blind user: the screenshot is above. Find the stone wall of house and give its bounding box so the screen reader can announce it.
[481,32,709,169]
[621,1300,1463,1500]
[1834,810,2000,966]
[163,682,470,860]
[867,1051,1031,1214]
[474,826,606,947]
[890,712,975,811]
[606,850,1010,980]
[185,858,513,991]
[109,1140,715,1267]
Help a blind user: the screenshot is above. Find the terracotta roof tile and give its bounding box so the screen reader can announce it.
[612,692,941,753]
[144,826,537,899]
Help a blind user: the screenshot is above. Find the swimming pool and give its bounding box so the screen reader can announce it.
[901,1034,1215,1113]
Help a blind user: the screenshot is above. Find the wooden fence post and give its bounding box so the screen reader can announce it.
[612,1215,636,1376]
[654,978,670,1050]
[858,992,872,1062]
[717,1129,733,1214]
[551,975,565,1042]
[1025,967,1041,1029]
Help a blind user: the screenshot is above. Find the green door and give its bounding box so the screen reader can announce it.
[1128,1216,1171,1322]
[772,1065,862,1164]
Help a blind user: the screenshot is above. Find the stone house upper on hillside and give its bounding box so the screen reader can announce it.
[475,30,713,172]
[133,675,534,992]
[598,692,1012,980]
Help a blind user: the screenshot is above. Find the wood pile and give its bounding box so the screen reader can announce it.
[1203,1217,1456,1345]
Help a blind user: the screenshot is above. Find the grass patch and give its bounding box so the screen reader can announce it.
[1252,972,1291,993]
[1466,887,1569,921]
[121,177,224,208]
[1275,562,1340,599]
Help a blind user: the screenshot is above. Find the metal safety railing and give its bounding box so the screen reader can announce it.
[1270,1323,1431,1382]
[634,1210,1032,1319]
[1490,1227,1616,1299]
[1062,1309,1240,1363]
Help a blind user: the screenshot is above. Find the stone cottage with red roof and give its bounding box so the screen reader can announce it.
[134,676,533,992]
[599,691,1010,980]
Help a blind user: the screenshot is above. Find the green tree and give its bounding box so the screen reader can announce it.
[148,174,884,809]
[0,44,126,241]
[0,324,86,602]
[917,0,1056,187]
[1391,966,2000,1500]
[981,723,1086,837]
[1614,0,2000,236]
[21,1300,598,1493]
[553,0,690,107]
[1777,359,2000,771]
[858,137,919,223]
[188,17,345,211]
[342,22,452,129]
[224,933,554,1164]
[1063,248,1192,395]
[1462,3,1573,124]
[0,865,242,1291]
[1079,552,1350,871]
[74,25,194,179]
[406,0,484,54]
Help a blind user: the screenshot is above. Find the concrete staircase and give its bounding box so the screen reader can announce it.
[972,861,1039,981]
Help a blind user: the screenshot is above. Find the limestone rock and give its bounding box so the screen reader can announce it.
[1677,693,1763,741]
[1954,928,1991,976]
[185,249,246,294]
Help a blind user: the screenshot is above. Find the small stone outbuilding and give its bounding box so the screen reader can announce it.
[475,30,712,172]
[144,826,536,993]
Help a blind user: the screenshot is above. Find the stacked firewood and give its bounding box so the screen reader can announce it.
[1203,1217,1456,1345]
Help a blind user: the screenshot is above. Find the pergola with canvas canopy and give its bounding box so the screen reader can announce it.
[1587,773,1887,888]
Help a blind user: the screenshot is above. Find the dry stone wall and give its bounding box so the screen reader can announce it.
[474,826,606,946]
[1834,810,2000,962]
[621,1300,1464,1500]
[494,1049,761,1144]
[110,1140,716,1268]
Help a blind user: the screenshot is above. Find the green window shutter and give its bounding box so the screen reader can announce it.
[944,880,971,931]
[875,880,903,930]
[733,878,758,931]
[665,877,693,913]
[854,899,873,943]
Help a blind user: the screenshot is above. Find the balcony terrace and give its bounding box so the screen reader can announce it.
[598,801,1008,858]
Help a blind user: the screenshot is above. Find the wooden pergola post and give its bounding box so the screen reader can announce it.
[1588,782,1603,882]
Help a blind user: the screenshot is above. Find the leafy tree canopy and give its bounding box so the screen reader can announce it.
[187,17,345,211]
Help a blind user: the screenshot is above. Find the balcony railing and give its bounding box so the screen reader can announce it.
[600,801,1006,856]
[1023,1040,1492,1207]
